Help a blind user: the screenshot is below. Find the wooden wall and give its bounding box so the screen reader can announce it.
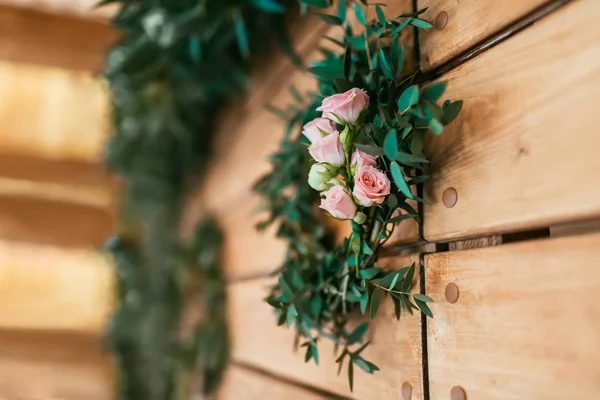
[198,0,600,399]
[3,0,600,399]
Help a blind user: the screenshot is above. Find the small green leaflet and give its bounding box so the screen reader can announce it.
[299,0,328,8]
[355,143,384,156]
[308,65,342,80]
[430,118,444,135]
[249,0,285,13]
[348,323,369,344]
[442,100,463,125]
[410,18,433,29]
[376,5,386,25]
[354,2,366,25]
[234,12,249,58]
[353,357,371,373]
[390,161,414,199]
[370,288,381,319]
[389,271,400,290]
[337,0,346,20]
[378,49,394,80]
[414,294,433,303]
[383,129,398,159]
[398,85,419,113]
[415,299,433,317]
[421,81,447,102]
[359,267,381,280]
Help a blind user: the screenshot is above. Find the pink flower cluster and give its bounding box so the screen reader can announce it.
[303,88,391,220]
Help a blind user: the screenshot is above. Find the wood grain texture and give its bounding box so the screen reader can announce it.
[425,232,600,400]
[217,366,330,400]
[423,0,600,242]
[0,61,109,162]
[417,0,547,70]
[0,241,113,333]
[0,0,117,20]
[0,331,113,399]
[189,1,418,279]
[0,5,118,71]
[227,254,423,399]
[0,196,113,247]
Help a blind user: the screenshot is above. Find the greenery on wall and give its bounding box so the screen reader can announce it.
[98,0,341,398]
[255,3,462,389]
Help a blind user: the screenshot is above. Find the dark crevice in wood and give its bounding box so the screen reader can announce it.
[418,252,430,400]
[417,0,574,82]
[231,360,353,400]
[503,227,550,244]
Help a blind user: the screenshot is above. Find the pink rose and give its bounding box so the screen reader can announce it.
[353,166,391,207]
[351,149,377,171]
[308,131,345,166]
[302,118,337,143]
[317,88,369,124]
[320,186,357,220]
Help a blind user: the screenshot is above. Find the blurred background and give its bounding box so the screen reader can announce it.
[0,1,117,397]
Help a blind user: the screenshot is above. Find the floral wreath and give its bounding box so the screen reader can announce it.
[255,3,462,390]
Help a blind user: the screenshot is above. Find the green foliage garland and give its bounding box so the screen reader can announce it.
[99,0,342,398]
[255,4,462,390]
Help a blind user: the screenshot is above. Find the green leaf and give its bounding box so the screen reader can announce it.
[234,12,249,58]
[398,85,419,113]
[383,129,398,159]
[338,0,347,20]
[370,288,381,319]
[355,143,384,156]
[348,323,368,344]
[376,5,386,24]
[288,305,298,316]
[308,66,342,80]
[348,35,366,50]
[393,296,402,320]
[421,81,447,102]
[353,357,372,373]
[343,45,352,79]
[360,268,381,279]
[315,13,344,25]
[414,294,433,303]
[361,242,373,255]
[429,118,444,135]
[279,275,294,301]
[378,49,394,80]
[390,161,413,199]
[311,297,323,317]
[299,0,328,8]
[286,310,295,328]
[359,292,368,314]
[388,213,417,224]
[348,359,354,391]
[402,263,416,291]
[441,100,463,125]
[354,3,367,25]
[389,272,400,290]
[354,341,370,355]
[410,18,433,29]
[311,344,320,365]
[387,194,398,208]
[415,299,433,317]
[249,0,285,13]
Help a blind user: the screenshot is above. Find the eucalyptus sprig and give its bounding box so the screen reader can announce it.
[255,3,462,390]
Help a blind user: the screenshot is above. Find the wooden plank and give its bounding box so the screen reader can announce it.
[0,5,118,71]
[227,254,423,399]
[0,61,109,162]
[417,0,547,70]
[0,196,113,247]
[0,0,117,20]
[422,0,600,242]
[0,240,113,333]
[0,330,113,399]
[189,1,418,279]
[424,232,600,400]
[216,366,330,400]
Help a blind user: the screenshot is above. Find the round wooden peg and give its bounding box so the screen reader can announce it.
[435,11,449,30]
[451,386,467,400]
[401,382,412,399]
[442,187,458,208]
[445,282,459,304]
